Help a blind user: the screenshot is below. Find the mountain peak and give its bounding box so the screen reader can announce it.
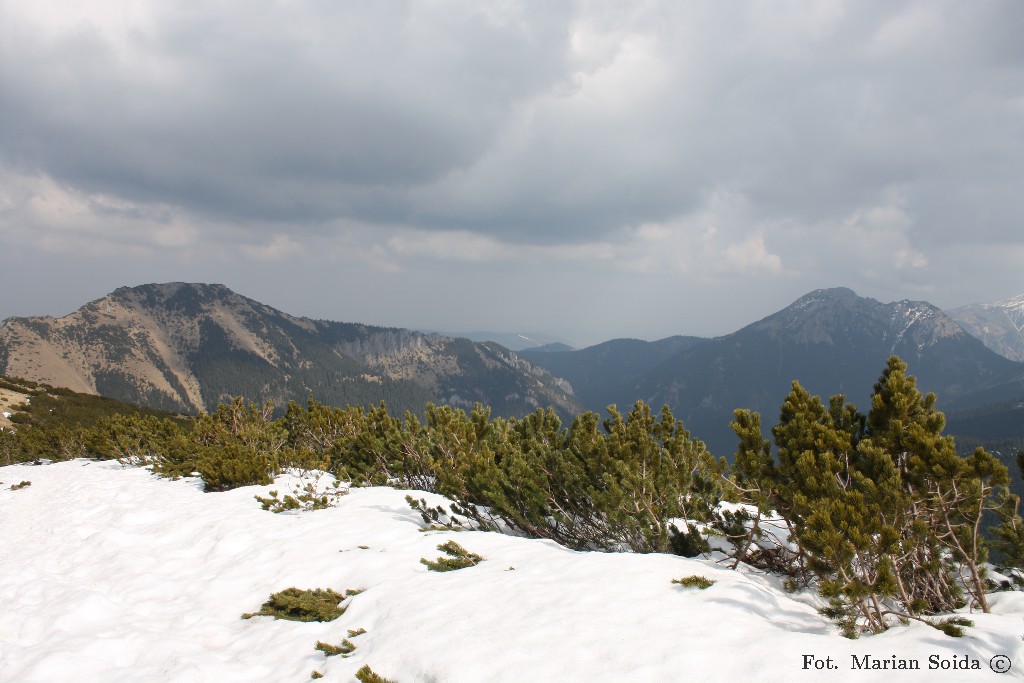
[110,281,236,304]
[0,282,581,420]
[786,287,870,315]
[751,288,963,351]
[804,286,859,300]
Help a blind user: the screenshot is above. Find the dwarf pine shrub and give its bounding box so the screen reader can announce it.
[992,452,1024,570]
[672,575,716,589]
[729,357,1010,637]
[930,617,975,638]
[424,403,725,554]
[198,441,274,491]
[420,540,484,571]
[355,665,397,683]
[83,413,184,465]
[241,587,349,622]
[255,470,347,513]
[315,638,356,656]
[406,496,470,531]
[668,522,709,557]
[0,428,27,466]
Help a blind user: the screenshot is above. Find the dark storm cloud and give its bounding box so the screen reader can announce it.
[2,1,1022,245]
[0,2,576,226]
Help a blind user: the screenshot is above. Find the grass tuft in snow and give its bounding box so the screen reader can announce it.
[241,587,351,622]
[420,540,484,572]
[10,480,31,490]
[310,670,323,679]
[348,627,367,637]
[672,575,716,590]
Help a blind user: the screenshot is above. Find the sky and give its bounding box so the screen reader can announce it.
[1,1,1022,347]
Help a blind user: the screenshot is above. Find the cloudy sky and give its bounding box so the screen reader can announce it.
[1,1,1021,345]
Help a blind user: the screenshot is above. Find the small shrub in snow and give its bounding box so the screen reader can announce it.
[310,671,323,679]
[348,627,367,637]
[241,587,349,622]
[420,540,484,572]
[10,480,31,491]
[253,489,302,512]
[930,617,974,638]
[170,398,286,491]
[355,665,397,683]
[255,471,348,513]
[672,575,715,590]
[197,441,275,492]
[406,496,470,531]
[315,638,356,657]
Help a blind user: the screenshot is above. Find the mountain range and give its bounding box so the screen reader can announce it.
[948,294,1024,363]
[527,288,1024,457]
[2,283,1023,460]
[0,283,578,420]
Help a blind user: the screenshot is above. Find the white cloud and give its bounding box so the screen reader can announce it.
[721,233,788,275]
[834,193,928,271]
[387,231,506,263]
[240,234,305,262]
[868,3,947,58]
[624,190,795,279]
[0,168,203,255]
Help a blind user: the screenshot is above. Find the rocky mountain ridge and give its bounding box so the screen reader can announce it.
[0,283,580,419]
[948,294,1024,362]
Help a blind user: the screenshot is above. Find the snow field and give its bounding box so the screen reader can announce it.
[2,459,1023,682]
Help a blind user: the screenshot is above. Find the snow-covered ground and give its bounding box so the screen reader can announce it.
[2,459,1022,682]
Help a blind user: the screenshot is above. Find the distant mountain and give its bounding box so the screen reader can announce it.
[523,288,1024,458]
[526,342,576,353]
[0,283,580,419]
[947,294,1024,362]
[520,336,707,415]
[429,331,577,352]
[635,288,1024,457]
